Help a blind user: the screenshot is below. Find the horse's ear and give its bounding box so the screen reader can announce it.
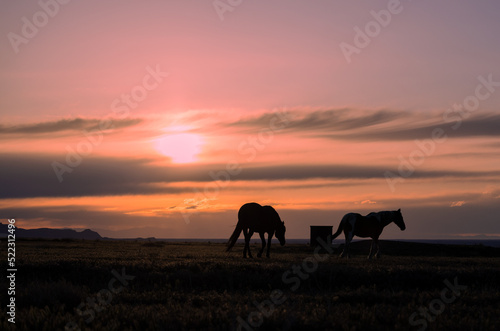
[398,208,401,212]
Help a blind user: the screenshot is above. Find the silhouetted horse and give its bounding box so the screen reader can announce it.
[226,202,286,258]
[332,209,406,259]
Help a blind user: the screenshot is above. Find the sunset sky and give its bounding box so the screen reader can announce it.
[1,0,499,239]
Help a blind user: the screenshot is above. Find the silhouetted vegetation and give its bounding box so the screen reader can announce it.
[1,240,499,330]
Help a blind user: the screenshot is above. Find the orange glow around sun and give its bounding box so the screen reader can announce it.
[154,132,203,163]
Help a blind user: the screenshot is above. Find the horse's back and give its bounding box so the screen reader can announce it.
[366,211,394,226]
[354,214,383,238]
[238,202,262,220]
[238,203,282,233]
[342,212,362,221]
[262,205,280,220]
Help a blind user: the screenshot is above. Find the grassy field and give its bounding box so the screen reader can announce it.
[1,239,500,330]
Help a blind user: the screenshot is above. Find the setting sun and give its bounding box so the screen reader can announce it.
[154,132,203,163]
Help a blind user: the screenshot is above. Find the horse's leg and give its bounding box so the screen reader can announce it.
[340,231,347,258]
[368,240,375,259]
[340,229,353,258]
[375,238,381,258]
[257,232,266,258]
[339,233,347,258]
[345,229,354,259]
[266,233,273,258]
[247,230,254,258]
[242,228,249,258]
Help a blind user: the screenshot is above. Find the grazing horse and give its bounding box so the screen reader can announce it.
[332,209,406,259]
[226,202,286,258]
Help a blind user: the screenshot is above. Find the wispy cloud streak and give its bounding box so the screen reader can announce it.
[0,118,142,135]
[220,109,500,141]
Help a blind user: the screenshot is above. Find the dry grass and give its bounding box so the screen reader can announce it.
[1,239,499,330]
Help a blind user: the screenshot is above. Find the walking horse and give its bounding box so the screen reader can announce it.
[332,209,406,258]
[226,202,286,258]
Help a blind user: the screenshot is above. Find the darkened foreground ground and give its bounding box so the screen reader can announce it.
[1,239,499,330]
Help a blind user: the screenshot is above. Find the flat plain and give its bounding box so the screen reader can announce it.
[1,239,499,330]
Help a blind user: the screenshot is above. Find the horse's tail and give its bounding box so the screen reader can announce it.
[226,219,244,252]
[332,214,349,240]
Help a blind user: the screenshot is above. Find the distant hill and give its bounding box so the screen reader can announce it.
[0,223,102,240]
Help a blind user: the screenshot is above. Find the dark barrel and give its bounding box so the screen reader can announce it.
[310,225,333,247]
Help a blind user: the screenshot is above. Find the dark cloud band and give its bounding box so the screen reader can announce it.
[1,153,499,198]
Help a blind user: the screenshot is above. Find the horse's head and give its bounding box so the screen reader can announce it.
[263,205,286,246]
[275,221,286,246]
[394,208,406,231]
